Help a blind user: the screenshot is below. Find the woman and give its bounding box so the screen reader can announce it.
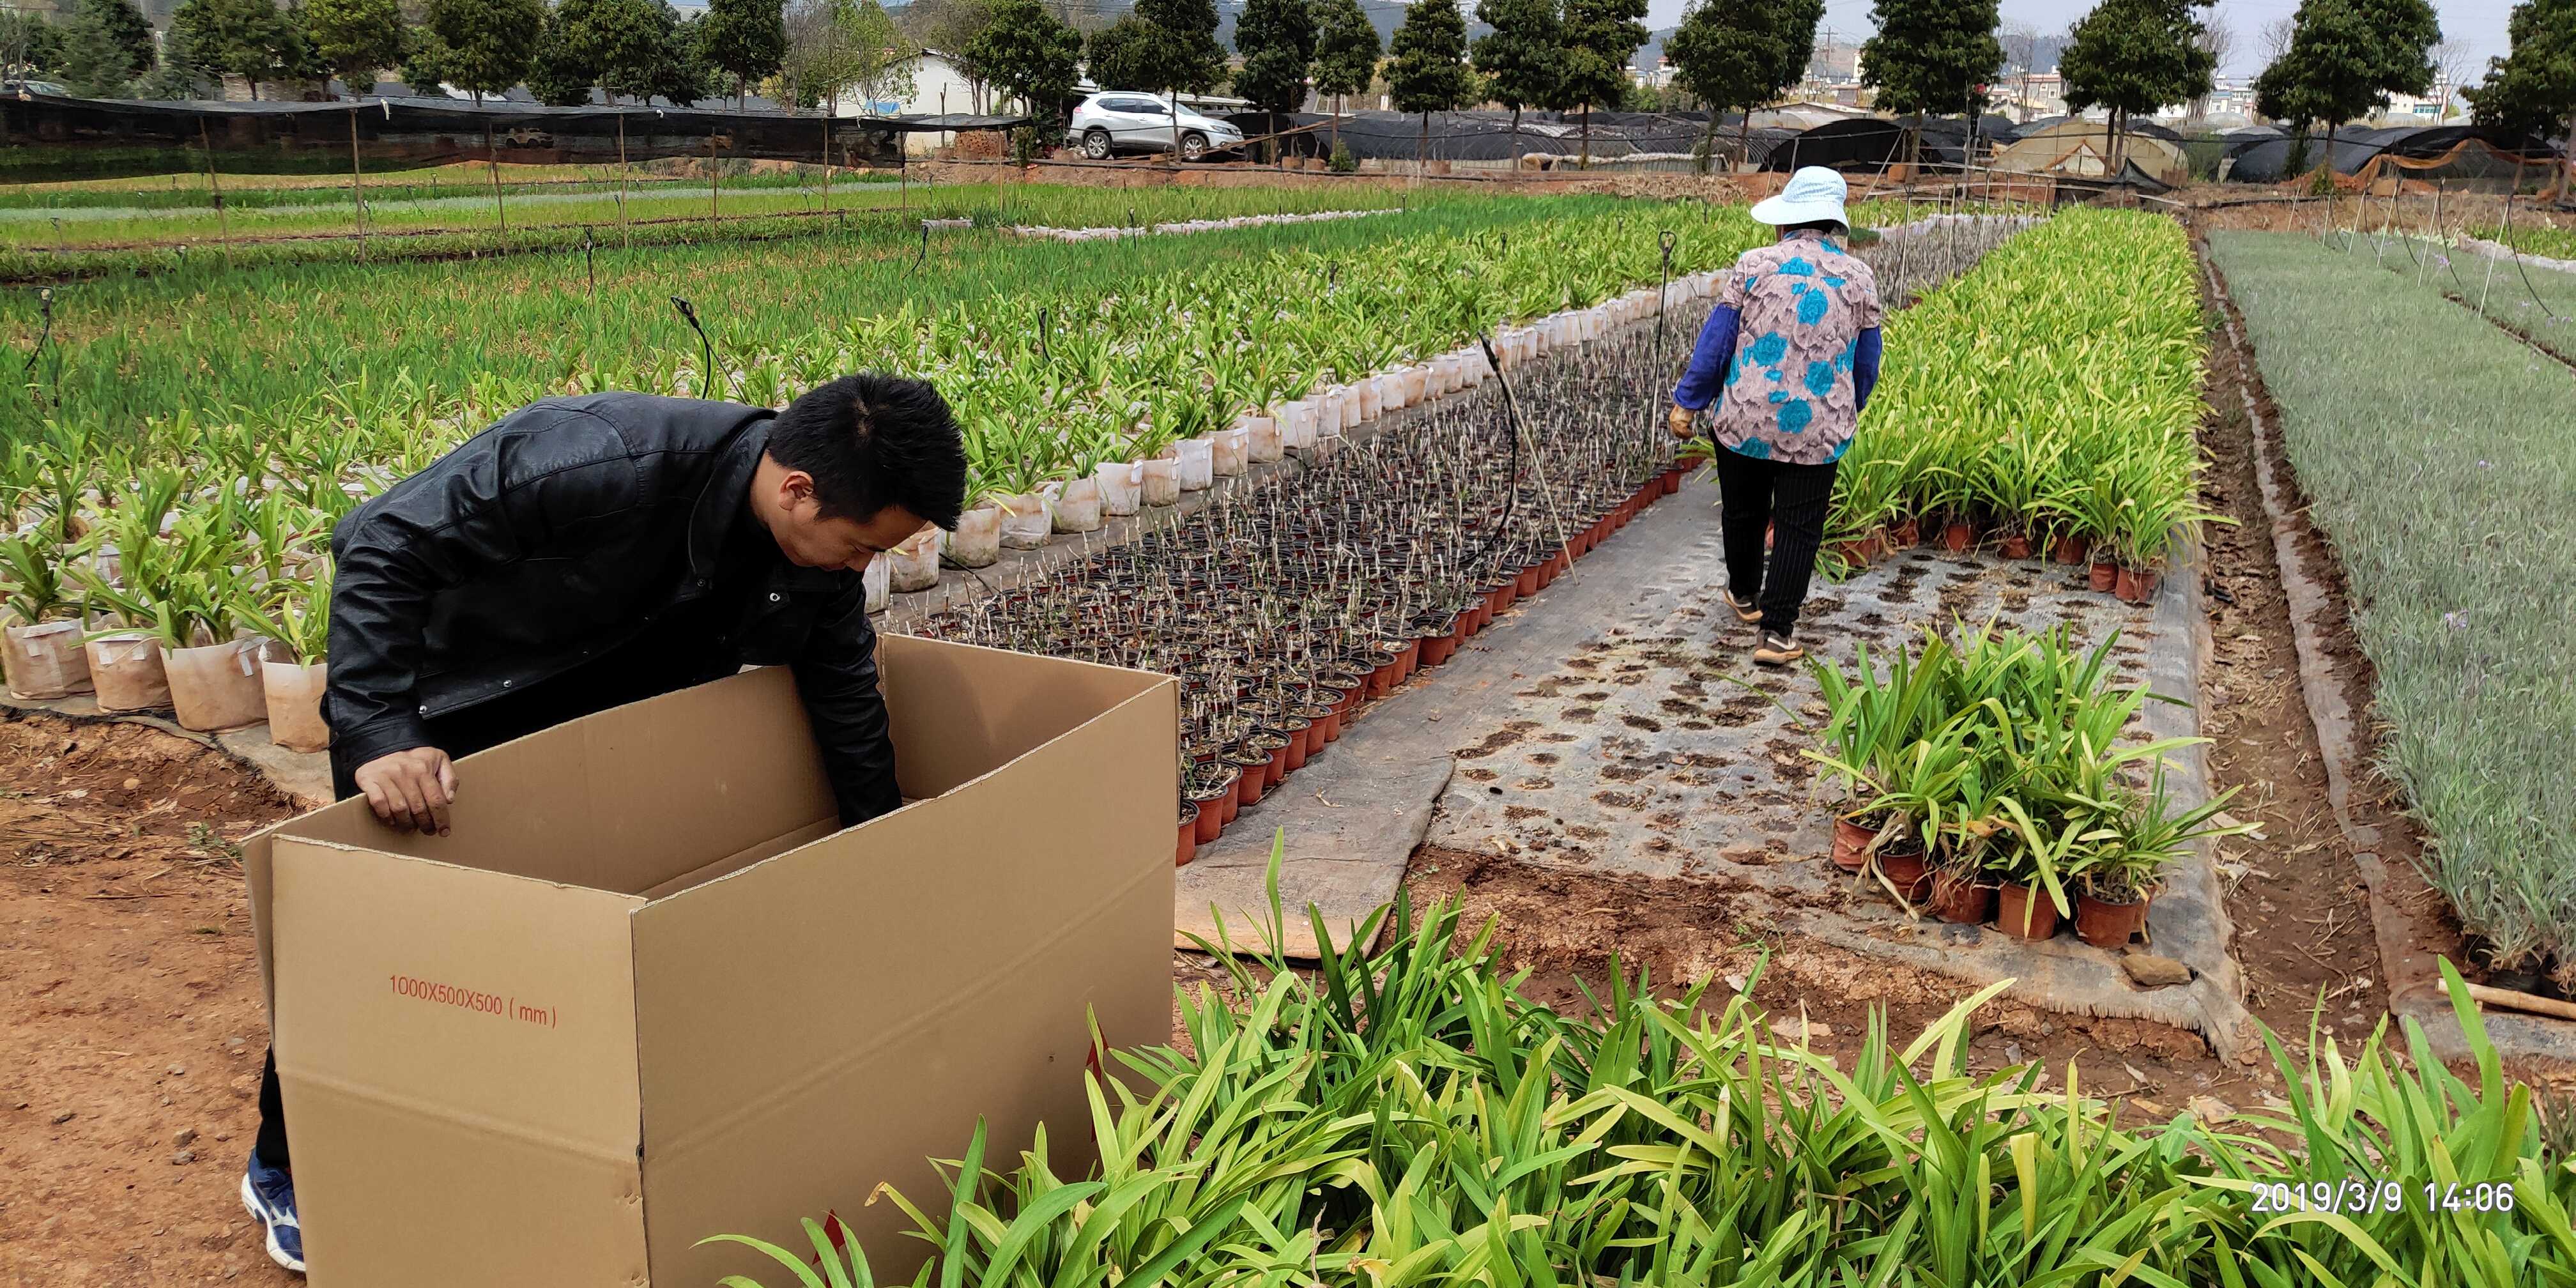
[1668,166,1885,667]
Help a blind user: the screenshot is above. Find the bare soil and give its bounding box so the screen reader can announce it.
[0,712,297,1285]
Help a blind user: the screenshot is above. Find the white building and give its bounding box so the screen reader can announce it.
[831,49,983,155]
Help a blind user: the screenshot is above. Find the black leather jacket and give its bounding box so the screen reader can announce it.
[324,392,898,826]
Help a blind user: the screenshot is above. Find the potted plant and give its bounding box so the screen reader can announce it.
[946,480,1003,568]
[233,560,333,753]
[1,534,93,700]
[2073,770,2254,949]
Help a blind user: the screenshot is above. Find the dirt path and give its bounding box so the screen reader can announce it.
[0,713,298,1285]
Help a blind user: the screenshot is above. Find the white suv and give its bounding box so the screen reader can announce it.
[1068,93,1245,161]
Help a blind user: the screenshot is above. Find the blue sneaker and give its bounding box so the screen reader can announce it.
[240,1154,306,1274]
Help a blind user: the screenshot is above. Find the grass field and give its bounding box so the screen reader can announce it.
[2212,230,2576,985]
[1,191,1616,435]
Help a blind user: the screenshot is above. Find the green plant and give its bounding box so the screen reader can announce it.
[0,534,75,624]
[1328,140,1356,173]
[707,844,2576,1287]
[231,557,332,664]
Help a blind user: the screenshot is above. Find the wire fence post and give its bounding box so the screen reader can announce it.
[347,104,369,257]
[615,108,631,243]
[197,114,230,247]
[484,121,509,242]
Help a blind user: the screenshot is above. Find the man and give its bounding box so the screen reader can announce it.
[240,374,968,1273]
[1667,166,1885,667]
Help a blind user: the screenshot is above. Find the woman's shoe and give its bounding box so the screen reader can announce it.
[1752,632,1805,666]
[1722,590,1762,623]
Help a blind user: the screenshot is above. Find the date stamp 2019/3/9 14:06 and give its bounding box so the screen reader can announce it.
[2250,1179,2519,1216]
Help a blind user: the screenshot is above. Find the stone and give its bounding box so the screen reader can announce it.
[50,1110,74,1125]
[167,1064,187,1077]
[173,1127,198,1147]
[2122,953,2194,988]
[170,1149,195,1165]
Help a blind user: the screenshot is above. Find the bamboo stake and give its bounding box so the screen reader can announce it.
[348,104,368,257]
[485,121,508,240]
[2465,981,2576,1024]
[197,115,230,245]
[615,108,631,241]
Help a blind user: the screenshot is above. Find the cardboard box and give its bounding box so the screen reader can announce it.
[243,636,1177,1287]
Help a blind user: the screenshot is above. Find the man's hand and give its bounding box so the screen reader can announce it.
[353,747,457,836]
[1667,404,1698,440]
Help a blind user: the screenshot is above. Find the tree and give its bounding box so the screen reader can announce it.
[402,0,545,102]
[2252,0,2436,167]
[172,0,313,97]
[1234,0,1315,157]
[702,0,786,107]
[2058,0,2215,172]
[781,0,910,111]
[1386,0,1469,167]
[136,17,209,97]
[1860,0,2004,161]
[1085,16,1159,89]
[59,0,157,96]
[1558,0,1645,166]
[2465,0,2572,149]
[3,10,70,81]
[968,0,1080,124]
[2186,12,2232,119]
[1310,0,1379,150]
[1664,0,1818,171]
[305,0,403,94]
[530,0,602,104]
[651,8,719,103]
[1117,0,1225,156]
[1471,0,1560,168]
[900,0,993,108]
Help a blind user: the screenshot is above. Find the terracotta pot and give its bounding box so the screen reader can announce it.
[1395,638,1422,681]
[1262,742,1288,789]
[1231,756,1268,809]
[1190,788,1229,844]
[2051,532,2090,565]
[1280,723,1310,771]
[1517,565,1544,596]
[86,634,171,714]
[1829,814,1878,873]
[1891,518,1921,548]
[2075,892,2152,948]
[1662,466,1684,495]
[1877,845,1934,903]
[1420,630,1458,668]
[1829,539,1873,568]
[1941,521,1976,553]
[2087,559,2119,593]
[1928,871,1997,924]
[1177,802,1200,867]
[2115,565,2161,605]
[165,637,268,732]
[263,657,330,752]
[1367,659,1400,698]
[1998,532,2034,559]
[4,618,93,699]
[1993,884,2061,940]
[944,502,1002,567]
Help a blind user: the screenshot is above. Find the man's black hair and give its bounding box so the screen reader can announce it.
[768,374,969,530]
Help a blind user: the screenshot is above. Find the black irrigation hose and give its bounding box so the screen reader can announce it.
[668,295,740,400]
[1466,334,1524,585]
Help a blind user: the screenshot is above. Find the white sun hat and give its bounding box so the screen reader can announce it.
[1749,165,1851,227]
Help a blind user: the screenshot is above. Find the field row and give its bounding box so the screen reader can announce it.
[0,178,1413,280]
[2212,229,2576,986]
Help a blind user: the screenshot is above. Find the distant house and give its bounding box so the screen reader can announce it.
[832,49,981,155]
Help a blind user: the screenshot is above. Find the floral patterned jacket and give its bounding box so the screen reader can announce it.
[1671,229,1885,466]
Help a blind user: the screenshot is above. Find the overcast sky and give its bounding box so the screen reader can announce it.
[1637,0,2519,80]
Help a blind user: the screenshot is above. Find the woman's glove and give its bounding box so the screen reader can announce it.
[1667,404,1697,440]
